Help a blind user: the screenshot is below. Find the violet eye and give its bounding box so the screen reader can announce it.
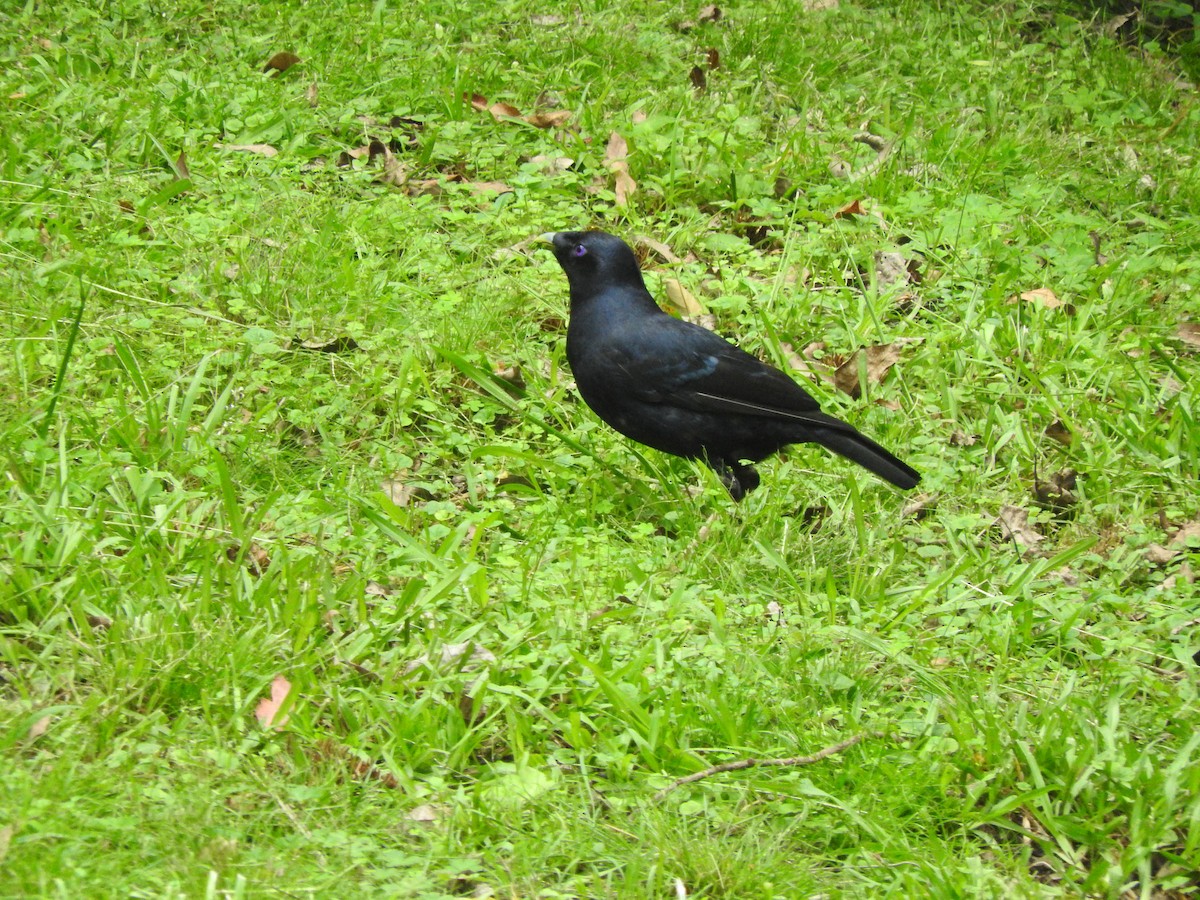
[572,244,588,257]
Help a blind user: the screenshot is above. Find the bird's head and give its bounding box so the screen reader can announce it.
[541,230,646,295]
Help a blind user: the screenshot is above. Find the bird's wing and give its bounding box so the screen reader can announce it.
[608,320,859,435]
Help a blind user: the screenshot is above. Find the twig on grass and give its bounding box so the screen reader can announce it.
[653,732,886,801]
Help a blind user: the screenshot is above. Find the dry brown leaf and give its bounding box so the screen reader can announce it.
[804,0,839,8]
[663,279,706,316]
[1033,469,1077,514]
[467,180,513,195]
[832,342,903,398]
[382,475,434,508]
[1044,420,1072,445]
[606,132,637,206]
[950,430,978,447]
[1171,519,1200,548]
[706,48,721,69]
[263,51,301,74]
[632,109,648,125]
[699,5,722,22]
[406,804,441,823]
[1176,322,1200,349]
[635,235,681,263]
[306,81,319,107]
[28,715,52,741]
[874,251,913,288]
[1145,543,1179,566]
[834,198,864,219]
[1012,288,1064,309]
[781,340,834,384]
[529,155,574,174]
[221,143,279,157]
[525,109,571,128]
[489,101,521,120]
[292,336,360,353]
[255,675,291,730]
[995,506,1044,552]
[901,493,938,519]
[467,92,489,111]
[494,364,526,390]
[174,150,190,180]
[530,14,565,26]
[690,66,707,93]
[377,146,407,187]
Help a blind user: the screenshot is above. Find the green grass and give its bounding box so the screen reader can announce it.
[2,0,1199,896]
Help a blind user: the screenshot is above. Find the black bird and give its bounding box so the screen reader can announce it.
[543,230,920,500]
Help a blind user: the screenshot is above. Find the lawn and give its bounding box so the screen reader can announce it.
[2,0,1198,896]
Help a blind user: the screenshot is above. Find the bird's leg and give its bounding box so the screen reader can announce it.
[710,460,759,501]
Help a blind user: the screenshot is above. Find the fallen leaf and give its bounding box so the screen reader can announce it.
[220,143,279,157]
[263,51,301,74]
[528,155,574,174]
[1145,543,1179,566]
[174,150,190,180]
[292,336,360,353]
[1033,468,1077,514]
[1044,420,1072,445]
[606,132,637,206]
[494,364,526,390]
[1176,322,1200,349]
[226,543,270,575]
[995,506,1044,553]
[1171,519,1200,548]
[832,342,903,398]
[405,642,497,675]
[902,492,938,519]
[530,14,565,26]
[634,235,681,263]
[255,675,292,729]
[28,715,52,741]
[1104,10,1137,35]
[525,109,571,128]
[781,340,834,384]
[950,430,978,447]
[663,279,707,316]
[466,92,489,111]
[699,5,722,22]
[489,101,521,120]
[1012,288,1064,309]
[1163,561,1194,590]
[689,65,707,92]
[306,81,319,107]
[706,48,721,69]
[804,0,839,8]
[377,146,407,187]
[835,198,864,219]
[406,804,441,823]
[874,251,913,288]
[382,475,435,508]
[632,109,648,125]
[467,180,512,195]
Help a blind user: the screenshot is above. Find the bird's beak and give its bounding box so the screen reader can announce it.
[536,232,558,245]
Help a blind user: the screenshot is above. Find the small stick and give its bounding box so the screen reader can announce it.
[652,732,885,801]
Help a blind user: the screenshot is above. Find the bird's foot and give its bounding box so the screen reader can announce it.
[715,463,760,501]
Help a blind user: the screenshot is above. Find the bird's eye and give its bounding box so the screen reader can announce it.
[572,244,588,258]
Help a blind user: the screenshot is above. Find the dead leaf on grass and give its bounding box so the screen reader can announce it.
[292,336,360,353]
[220,143,279,157]
[376,146,407,187]
[1176,322,1200,349]
[902,492,938,520]
[690,65,707,93]
[606,132,637,206]
[1145,543,1180,566]
[834,198,864,219]
[28,715,52,741]
[832,341,907,398]
[262,51,301,74]
[530,14,565,26]
[173,151,191,181]
[406,804,442,824]
[1044,420,1072,445]
[1010,288,1073,313]
[874,251,917,288]
[706,48,720,69]
[663,279,707,316]
[525,109,572,129]
[528,155,574,174]
[404,642,497,675]
[634,235,681,263]
[382,475,435,508]
[804,0,839,8]
[995,505,1044,553]
[781,340,834,384]
[255,675,292,730]
[699,5,722,22]
[306,81,319,107]
[1032,468,1078,514]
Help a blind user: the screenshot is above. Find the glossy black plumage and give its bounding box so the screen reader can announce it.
[545,230,920,500]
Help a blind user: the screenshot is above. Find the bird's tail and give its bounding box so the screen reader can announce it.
[811,427,920,490]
